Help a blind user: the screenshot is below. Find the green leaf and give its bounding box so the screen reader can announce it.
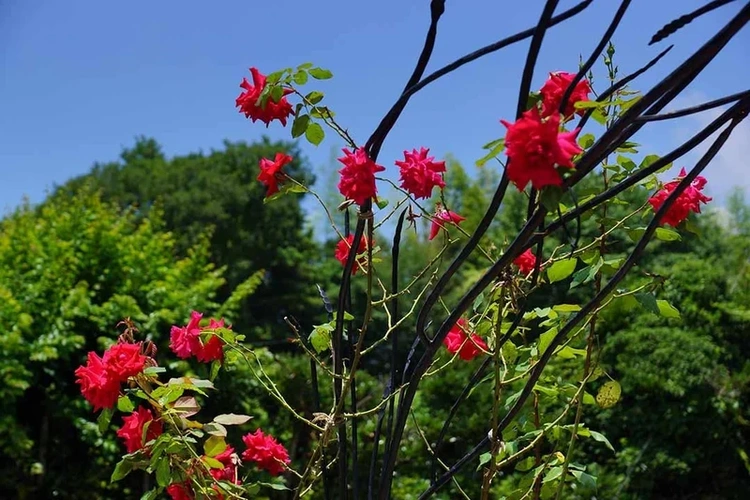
[639,154,660,170]
[476,138,505,167]
[270,85,284,104]
[538,327,558,355]
[589,430,615,452]
[309,322,334,353]
[540,186,563,212]
[582,392,596,405]
[376,198,389,210]
[143,366,166,376]
[569,266,590,289]
[617,155,637,172]
[204,422,228,437]
[578,133,595,149]
[297,62,314,70]
[155,457,170,487]
[309,67,333,79]
[291,114,310,138]
[210,360,221,382]
[635,293,660,315]
[140,489,159,500]
[111,457,134,482]
[543,466,564,483]
[572,470,597,489]
[547,258,577,283]
[477,452,492,471]
[213,413,252,426]
[553,304,581,313]
[117,395,135,413]
[204,435,227,457]
[305,90,324,105]
[292,70,308,85]
[305,122,325,146]
[203,456,224,469]
[98,407,113,433]
[655,227,681,241]
[526,91,542,111]
[596,380,621,409]
[656,299,681,318]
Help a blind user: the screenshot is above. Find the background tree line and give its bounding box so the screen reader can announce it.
[1,136,749,499]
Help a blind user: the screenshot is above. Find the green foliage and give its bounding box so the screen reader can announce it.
[0,188,227,498]
[57,137,324,339]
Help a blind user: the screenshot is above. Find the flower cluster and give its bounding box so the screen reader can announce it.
[443,319,488,361]
[539,71,591,119]
[395,147,446,200]
[74,342,146,410]
[236,67,294,126]
[501,109,582,191]
[500,72,589,191]
[337,147,386,206]
[513,248,538,275]
[116,406,163,453]
[170,310,228,363]
[257,153,293,197]
[648,167,712,227]
[241,429,291,476]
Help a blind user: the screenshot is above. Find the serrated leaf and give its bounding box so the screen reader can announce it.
[292,70,308,85]
[204,436,227,457]
[98,407,113,433]
[143,366,166,376]
[656,299,680,318]
[173,396,200,417]
[111,457,134,482]
[547,258,578,283]
[305,90,324,104]
[155,457,170,487]
[309,67,333,79]
[204,422,227,437]
[117,396,135,413]
[213,414,252,426]
[572,470,597,488]
[543,466,564,483]
[305,122,325,146]
[291,114,310,138]
[590,430,615,452]
[596,381,621,409]
[655,227,681,241]
[203,456,224,469]
[476,139,505,167]
[635,293,660,315]
[477,452,492,471]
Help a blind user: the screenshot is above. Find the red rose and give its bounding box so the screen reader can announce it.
[395,147,446,200]
[258,153,293,197]
[170,311,203,359]
[429,207,466,241]
[209,446,241,485]
[337,147,385,206]
[102,342,146,382]
[443,319,488,361]
[501,109,582,191]
[513,248,538,275]
[166,483,193,500]
[539,71,591,119]
[75,352,120,411]
[648,168,712,227]
[334,234,372,275]
[236,67,294,127]
[116,406,162,454]
[241,429,290,476]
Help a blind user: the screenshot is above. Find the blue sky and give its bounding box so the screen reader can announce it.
[2,0,749,216]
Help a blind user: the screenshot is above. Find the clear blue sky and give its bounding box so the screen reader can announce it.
[2,0,748,215]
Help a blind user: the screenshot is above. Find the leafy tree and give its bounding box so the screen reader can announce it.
[0,188,236,499]
[57,137,324,340]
